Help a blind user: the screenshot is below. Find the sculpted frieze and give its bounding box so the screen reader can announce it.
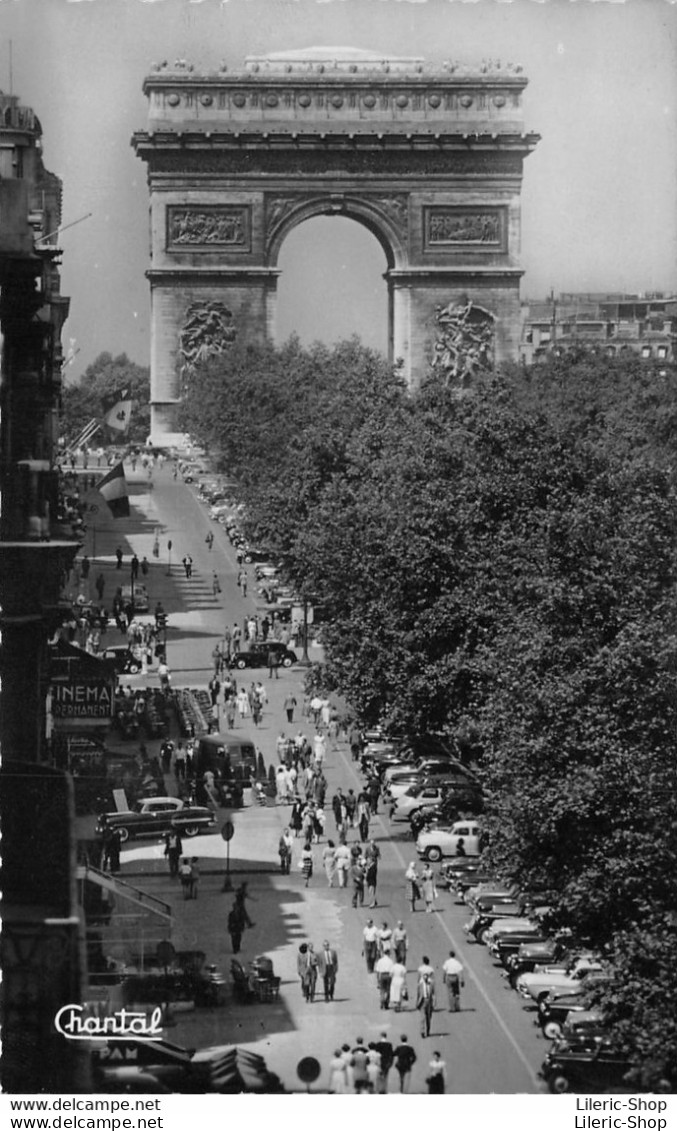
[167,206,250,250]
[426,207,502,247]
[152,151,523,179]
[431,295,495,388]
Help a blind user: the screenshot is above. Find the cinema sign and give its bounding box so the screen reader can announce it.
[51,681,114,719]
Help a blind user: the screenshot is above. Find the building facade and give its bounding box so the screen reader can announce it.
[520,292,677,366]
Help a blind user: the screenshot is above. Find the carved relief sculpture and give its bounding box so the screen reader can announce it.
[427,208,501,245]
[168,206,249,248]
[178,301,237,382]
[431,295,495,388]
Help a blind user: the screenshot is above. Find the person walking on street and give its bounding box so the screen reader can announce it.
[351,856,365,908]
[393,1036,417,1093]
[205,530,214,551]
[405,861,421,912]
[95,572,105,601]
[163,829,183,878]
[317,940,338,1002]
[234,882,254,927]
[416,956,437,1038]
[115,547,123,570]
[374,1032,394,1094]
[393,921,408,966]
[208,674,221,708]
[442,950,465,1012]
[375,951,394,1010]
[174,744,186,781]
[179,857,192,900]
[267,647,280,680]
[351,1039,369,1094]
[212,571,222,596]
[278,828,293,875]
[421,865,437,913]
[362,919,379,973]
[283,693,297,724]
[389,957,408,1013]
[426,1051,447,1094]
[297,943,318,1002]
[188,857,200,899]
[334,842,350,888]
[130,554,139,581]
[141,556,149,576]
[182,554,193,579]
[300,842,314,887]
[322,840,336,887]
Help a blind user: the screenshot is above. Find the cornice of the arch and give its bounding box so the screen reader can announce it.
[265,192,408,270]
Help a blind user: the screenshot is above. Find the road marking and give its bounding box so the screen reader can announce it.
[340,746,539,1087]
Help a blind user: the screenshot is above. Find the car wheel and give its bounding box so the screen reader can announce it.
[479,928,492,946]
[245,553,252,563]
[182,824,200,838]
[282,656,293,667]
[543,1021,563,1040]
[549,1073,571,1094]
[236,659,247,670]
[128,662,141,674]
[425,846,442,862]
[116,827,130,843]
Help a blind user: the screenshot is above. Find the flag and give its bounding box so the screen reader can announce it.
[96,461,130,518]
[101,386,133,434]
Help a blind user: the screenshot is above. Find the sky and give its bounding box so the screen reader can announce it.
[1,0,676,377]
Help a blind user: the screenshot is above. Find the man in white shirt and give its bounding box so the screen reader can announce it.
[375,952,394,1010]
[362,919,379,972]
[442,949,465,1012]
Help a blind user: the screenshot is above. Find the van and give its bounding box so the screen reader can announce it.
[194,733,258,787]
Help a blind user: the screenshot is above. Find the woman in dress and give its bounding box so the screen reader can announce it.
[300,842,314,887]
[421,865,436,913]
[426,1051,446,1093]
[322,839,337,887]
[328,1048,348,1094]
[236,687,249,719]
[405,862,421,912]
[290,797,304,837]
[389,959,408,1012]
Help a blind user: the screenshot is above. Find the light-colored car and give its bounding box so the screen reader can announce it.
[415,819,481,860]
[482,918,540,949]
[384,774,423,803]
[390,783,450,822]
[516,956,603,1003]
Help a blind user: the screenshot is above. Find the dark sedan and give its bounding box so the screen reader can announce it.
[96,797,216,842]
[232,643,297,669]
[99,645,143,675]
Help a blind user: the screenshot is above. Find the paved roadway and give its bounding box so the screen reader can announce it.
[85,461,549,1094]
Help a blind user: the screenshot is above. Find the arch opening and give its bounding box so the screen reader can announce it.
[274,215,389,356]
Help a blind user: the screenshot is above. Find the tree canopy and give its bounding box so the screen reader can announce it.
[61,352,150,445]
[182,338,677,1087]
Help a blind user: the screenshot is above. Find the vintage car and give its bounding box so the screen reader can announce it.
[516,955,603,1004]
[540,1038,637,1094]
[415,819,481,860]
[99,645,143,675]
[231,642,297,669]
[120,583,150,613]
[96,796,216,842]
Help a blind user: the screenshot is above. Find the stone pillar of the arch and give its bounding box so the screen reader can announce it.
[389,268,524,390]
[147,268,280,445]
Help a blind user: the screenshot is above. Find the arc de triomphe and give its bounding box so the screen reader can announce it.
[133,47,539,443]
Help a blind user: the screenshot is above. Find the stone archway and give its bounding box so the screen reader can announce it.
[133,47,539,443]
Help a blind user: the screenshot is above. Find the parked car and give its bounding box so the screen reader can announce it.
[540,1038,637,1095]
[391,783,451,822]
[96,796,216,842]
[231,642,297,670]
[503,939,571,987]
[415,819,481,860]
[464,903,525,944]
[98,645,143,675]
[120,584,150,613]
[538,972,614,1037]
[242,546,273,564]
[516,956,604,1004]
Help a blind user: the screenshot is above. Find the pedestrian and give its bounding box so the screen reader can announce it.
[362,919,379,973]
[103,828,122,874]
[212,571,221,596]
[366,1045,382,1094]
[393,920,408,966]
[163,829,183,878]
[393,1035,417,1094]
[378,922,393,958]
[283,693,297,724]
[158,659,171,693]
[228,905,244,953]
[416,957,437,1038]
[178,857,192,900]
[351,1039,369,1094]
[208,674,221,707]
[358,800,370,844]
[236,687,249,719]
[174,743,186,780]
[344,788,356,826]
[389,957,408,1012]
[426,1051,447,1094]
[278,828,293,874]
[421,864,437,913]
[328,1049,349,1094]
[81,555,91,580]
[205,530,214,551]
[374,1032,394,1094]
[334,841,350,888]
[300,842,314,887]
[322,839,336,887]
[140,555,149,577]
[317,939,338,1002]
[115,547,123,570]
[351,856,365,908]
[375,951,394,1010]
[160,738,174,774]
[130,554,139,581]
[267,647,280,680]
[297,943,318,1003]
[405,861,421,911]
[182,554,193,579]
[442,949,465,1012]
[95,572,105,601]
[234,882,254,927]
[188,857,200,899]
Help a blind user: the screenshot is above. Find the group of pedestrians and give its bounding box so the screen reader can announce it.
[326,1033,436,1094]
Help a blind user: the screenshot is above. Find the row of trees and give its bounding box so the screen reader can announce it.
[61,352,150,445]
[180,338,677,1088]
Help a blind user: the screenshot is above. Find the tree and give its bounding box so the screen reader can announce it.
[61,352,150,444]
